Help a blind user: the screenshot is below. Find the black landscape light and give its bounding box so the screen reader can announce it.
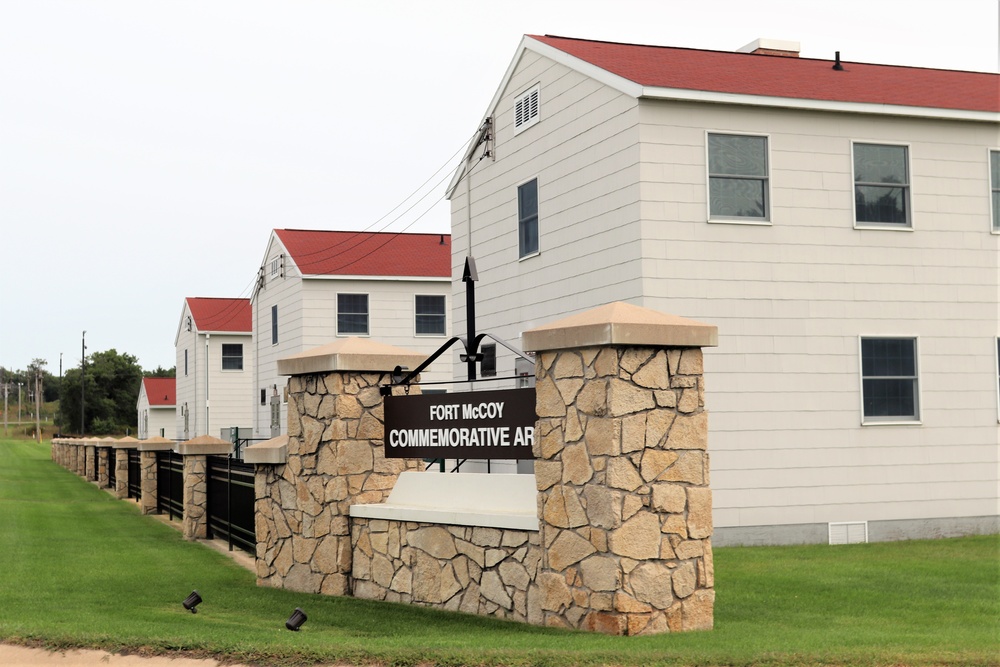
[285,607,307,631]
[182,590,202,613]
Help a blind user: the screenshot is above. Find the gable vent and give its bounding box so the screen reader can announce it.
[514,85,539,134]
[829,521,868,545]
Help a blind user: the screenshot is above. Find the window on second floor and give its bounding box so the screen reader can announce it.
[338,293,369,335]
[854,143,910,228]
[860,337,919,423]
[221,343,243,371]
[707,133,769,222]
[990,150,999,232]
[518,178,539,258]
[184,349,188,376]
[480,343,497,378]
[271,305,278,345]
[415,295,446,336]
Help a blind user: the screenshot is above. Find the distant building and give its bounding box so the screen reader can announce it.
[174,297,253,440]
[447,35,1000,544]
[136,377,175,440]
[253,229,453,437]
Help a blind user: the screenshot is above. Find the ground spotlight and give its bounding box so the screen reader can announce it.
[182,590,202,614]
[285,607,307,631]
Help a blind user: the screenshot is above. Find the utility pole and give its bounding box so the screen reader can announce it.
[17,382,23,423]
[81,331,87,436]
[3,381,8,437]
[58,353,63,435]
[34,366,41,443]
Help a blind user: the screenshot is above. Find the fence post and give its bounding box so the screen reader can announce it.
[137,436,175,514]
[176,435,232,540]
[522,302,718,635]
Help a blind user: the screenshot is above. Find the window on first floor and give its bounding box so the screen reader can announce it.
[415,295,446,335]
[480,343,497,377]
[518,178,539,258]
[860,337,919,423]
[707,132,769,221]
[221,343,243,370]
[990,150,999,232]
[854,143,910,227]
[338,293,369,335]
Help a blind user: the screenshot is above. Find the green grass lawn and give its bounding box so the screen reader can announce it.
[1,439,997,666]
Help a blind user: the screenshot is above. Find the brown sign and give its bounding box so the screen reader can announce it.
[384,388,536,460]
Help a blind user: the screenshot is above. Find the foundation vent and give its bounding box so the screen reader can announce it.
[829,521,868,545]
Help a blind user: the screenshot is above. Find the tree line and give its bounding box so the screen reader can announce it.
[1,350,174,436]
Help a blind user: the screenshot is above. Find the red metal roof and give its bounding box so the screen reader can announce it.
[142,377,175,406]
[186,297,251,333]
[274,229,451,278]
[528,35,999,113]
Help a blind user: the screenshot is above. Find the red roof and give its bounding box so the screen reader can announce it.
[186,297,251,333]
[142,377,175,406]
[529,35,999,113]
[274,229,451,278]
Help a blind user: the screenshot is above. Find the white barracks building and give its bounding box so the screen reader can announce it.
[447,35,1000,545]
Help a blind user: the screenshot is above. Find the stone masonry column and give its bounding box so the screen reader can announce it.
[113,438,140,499]
[522,302,718,636]
[254,338,426,596]
[85,440,98,481]
[137,436,175,514]
[176,435,232,540]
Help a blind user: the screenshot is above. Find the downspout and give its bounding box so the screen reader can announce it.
[205,333,210,437]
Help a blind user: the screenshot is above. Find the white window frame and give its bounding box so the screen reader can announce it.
[995,337,1000,423]
[270,255,282,277]
[414,294,446,337]
[271,305,278,346]
[989,148,1000,235]
[858,335,922,425]
[517,176,540,260]
[221,343,243,371]
[852,140,913,231]
[705,130,772,225]
[337,293,370,336]
[513,84,540,135]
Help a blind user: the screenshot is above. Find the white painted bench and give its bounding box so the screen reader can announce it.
[350,471,539,531]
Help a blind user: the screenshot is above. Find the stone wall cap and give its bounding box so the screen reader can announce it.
[522,302,718,352]
[277,337,427,376]
[135,435,174,451]
[175,434,232,456]
[242,434,289,465]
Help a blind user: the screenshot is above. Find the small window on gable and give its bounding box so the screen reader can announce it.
[990,150,999,233]
[270,256,282,277]
[514,85,539,134]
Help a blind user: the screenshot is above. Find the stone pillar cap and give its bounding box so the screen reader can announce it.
[176,434,232,456]
[522,301,718,352]
[135,435,173,451]
[277,337,427,376]
[242,434,289,465]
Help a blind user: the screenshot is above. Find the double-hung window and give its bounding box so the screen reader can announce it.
[853,143,910,227]
[338,294,369,335]
[707,133,769,221]
[990,150,999,232]
[518,178,539,258]
[415,295,446,336]
[860,337,919,422]
[221,343,243,370]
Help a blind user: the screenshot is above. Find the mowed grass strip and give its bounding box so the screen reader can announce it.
[0,439,997,666]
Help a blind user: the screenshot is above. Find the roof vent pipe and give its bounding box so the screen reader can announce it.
[833,51,844,71]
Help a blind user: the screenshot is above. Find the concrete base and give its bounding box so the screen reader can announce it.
[714,515,1000,547]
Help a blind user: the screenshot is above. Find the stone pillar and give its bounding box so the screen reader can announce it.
[137,436,174,514]
[255,338,426,595]
[85,442,98,481]
[177,435,232,540]
[522,302,718,636]
[113,441,135,499]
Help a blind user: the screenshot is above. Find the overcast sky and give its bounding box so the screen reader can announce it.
[1,0,997,375]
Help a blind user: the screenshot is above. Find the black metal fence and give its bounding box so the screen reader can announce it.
[206,455,256,554]
[156,451,184,520]
[127,450,142,500]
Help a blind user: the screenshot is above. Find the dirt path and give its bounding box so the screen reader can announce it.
[0,644,241,667]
